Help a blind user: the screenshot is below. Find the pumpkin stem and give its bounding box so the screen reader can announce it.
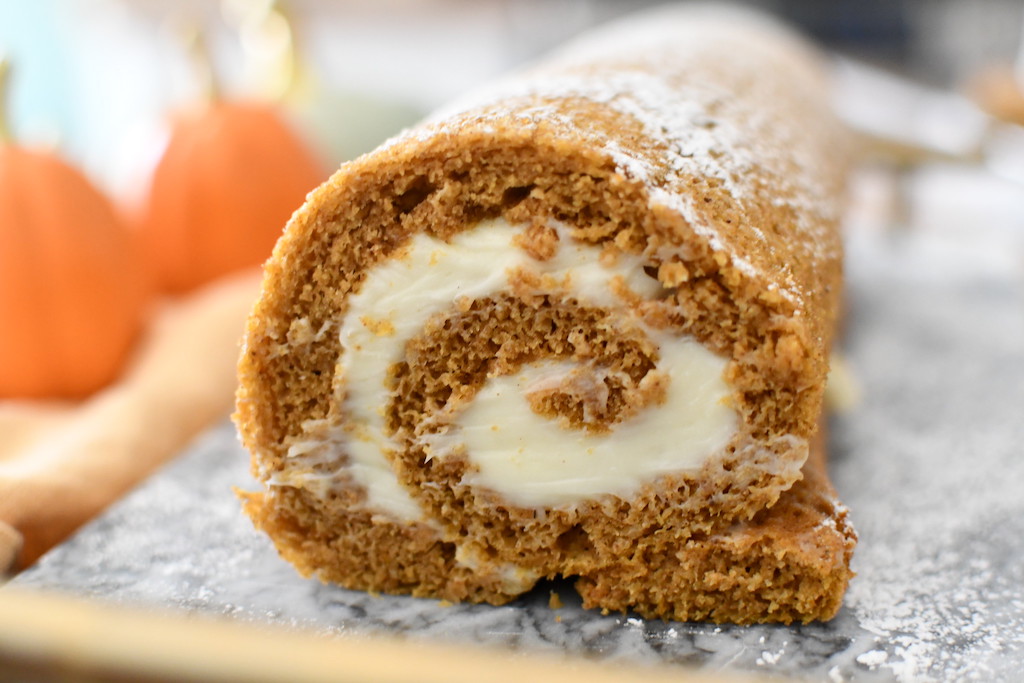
[264,2,300,101]
[0,56,12,143]
[182,24,220,103]
[226,0,301,102]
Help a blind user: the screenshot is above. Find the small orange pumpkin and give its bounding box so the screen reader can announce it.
[139,100,327,294]
[0,64,152,399]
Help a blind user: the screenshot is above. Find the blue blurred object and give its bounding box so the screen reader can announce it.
[0,0,76,148]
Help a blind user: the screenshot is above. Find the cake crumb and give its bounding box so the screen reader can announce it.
[513,222,559,261]
[658,260,690,286]
[359,316,395,337]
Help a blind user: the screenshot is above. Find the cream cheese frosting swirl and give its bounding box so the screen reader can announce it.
[277,218,737,520]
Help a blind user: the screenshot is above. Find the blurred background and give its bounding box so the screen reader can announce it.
[2,0,1024,202]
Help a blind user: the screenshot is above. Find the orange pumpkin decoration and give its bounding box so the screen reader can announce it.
[140,100,327,294]
[0,62,152,399]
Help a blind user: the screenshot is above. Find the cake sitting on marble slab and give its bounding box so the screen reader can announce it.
[234,5,857,624]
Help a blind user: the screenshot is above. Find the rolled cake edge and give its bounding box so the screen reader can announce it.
[234,9,851,621]
[233,123,841,607]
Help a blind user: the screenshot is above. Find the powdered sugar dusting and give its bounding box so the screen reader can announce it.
[376,8,843,307]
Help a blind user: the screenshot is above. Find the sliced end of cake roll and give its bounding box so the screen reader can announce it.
[235,6,854,622]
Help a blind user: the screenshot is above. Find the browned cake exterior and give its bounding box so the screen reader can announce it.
[235,7,856,624]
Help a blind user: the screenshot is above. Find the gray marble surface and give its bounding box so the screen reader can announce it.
[8,219,1024,682]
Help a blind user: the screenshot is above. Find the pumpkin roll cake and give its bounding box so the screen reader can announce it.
[235,6,857,624]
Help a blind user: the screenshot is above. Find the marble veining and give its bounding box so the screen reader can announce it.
[8,227,1024,682]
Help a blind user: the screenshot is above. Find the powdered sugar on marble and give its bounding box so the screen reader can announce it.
[830,229,1024,681]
